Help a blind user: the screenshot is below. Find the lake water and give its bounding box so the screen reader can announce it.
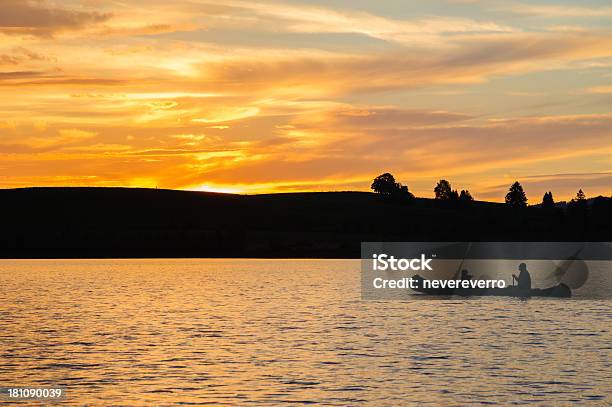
[0,259,610,405]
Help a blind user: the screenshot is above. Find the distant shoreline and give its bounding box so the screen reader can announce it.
[1,187,610,259]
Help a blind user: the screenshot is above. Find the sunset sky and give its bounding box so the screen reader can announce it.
[1,0,611,201]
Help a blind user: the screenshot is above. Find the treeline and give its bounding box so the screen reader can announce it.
[370,172,612,240]
[370,172,608,209]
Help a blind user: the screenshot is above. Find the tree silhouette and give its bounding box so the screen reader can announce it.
[568,189,587,209]
[371,173,397,195]
[396,183,415,200]
[434,179,452,200]
[568,189,588,228]
[574,189,586,202]
[542,191,554,208]
[459,190,473,201]
[505,181,527,207]
[371,173,414,201]
[449,189,459,200]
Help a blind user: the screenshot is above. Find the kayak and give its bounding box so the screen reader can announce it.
[411,275,571,298]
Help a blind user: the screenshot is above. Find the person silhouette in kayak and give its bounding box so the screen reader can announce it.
[512,263,532,291]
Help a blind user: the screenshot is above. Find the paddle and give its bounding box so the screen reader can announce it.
[452,242,473,280]
[544,247,588,289]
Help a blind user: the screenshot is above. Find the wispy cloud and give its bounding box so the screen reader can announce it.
[582,86,612,94]
[229,1,516,45]
[194,31,612,96]
[0,0,110,37]
[498,3,612,18]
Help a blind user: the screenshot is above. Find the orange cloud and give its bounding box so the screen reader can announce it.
[0,0,110,37]
[194,31,612,97]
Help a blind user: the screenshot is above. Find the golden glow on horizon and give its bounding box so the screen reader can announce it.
[0,0,611,201]
[190,185,243,194]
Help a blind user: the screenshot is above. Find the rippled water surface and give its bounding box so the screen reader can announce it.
[0,259,610,405]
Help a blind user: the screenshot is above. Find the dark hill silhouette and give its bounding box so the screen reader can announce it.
[0,187,610,258]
